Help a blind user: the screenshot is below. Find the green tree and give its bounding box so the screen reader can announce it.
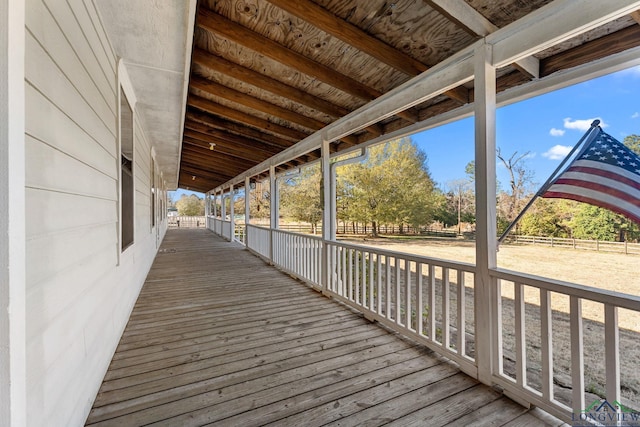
[519,199,575,237]
[338,138,437,236]
[623,134,640,154]
[280,164,323,233]
[175,194,205,216]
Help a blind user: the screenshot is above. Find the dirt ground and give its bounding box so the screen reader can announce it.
[339,235,640,407]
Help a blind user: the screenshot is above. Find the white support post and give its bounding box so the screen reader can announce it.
[269,166,279,229]
[1,0,26,424]
[269,166,277,261]
[474,41,498,385]
[229,184,234,242]
[212,191,217,217]
[321,137,331,294]
[245,176,250,247]
[221,190,226,221]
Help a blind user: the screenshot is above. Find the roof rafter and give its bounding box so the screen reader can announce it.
[192,48,384,137]
[424,0,539,78]
[265,0,470,103]
[188,94,308,141]
[190,76,360,145]
[186,109,295,148]
[197,8,420,124]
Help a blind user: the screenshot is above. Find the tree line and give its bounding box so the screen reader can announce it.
[175,134,640,243]
[278,135,640,242]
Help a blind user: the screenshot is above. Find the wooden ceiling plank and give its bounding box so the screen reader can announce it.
[186,109,295,148]
[191,76,360,146]
[191,76,327,130]
[181,152,256,176]
[265,0,426,76]
[181,156,255,180]
[198,8,380,101]
[424,0,539,79]
[184,121,282,156]
[184,134,273,161]
[192,49,384,137]
[193,48,349,118]
[540,25,640,76]
[188,94,308,141]
[180,166,234,181]
[266,0,469,104]
[183,140,270,168]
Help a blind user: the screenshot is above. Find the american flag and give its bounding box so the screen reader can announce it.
[541,128,640,224]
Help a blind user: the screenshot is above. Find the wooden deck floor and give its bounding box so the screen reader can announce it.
[86,229,564,426]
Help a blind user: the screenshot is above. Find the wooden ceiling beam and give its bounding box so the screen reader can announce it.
[184,132,279,164]
[184,121,281,156]
[191,76,359,146]
[192,50,384,137]
[192,48,349,118]
[265,0,469,104]
[423,0,539,79]
[540,25,640,76]
[631,10,640,25]
[186,109,295,148]
[198,10,422,125]
[191,76,328,132]
[180,165,234,182]
[188,94,308,141]
[183,140,268,169]
[198,8,379,101]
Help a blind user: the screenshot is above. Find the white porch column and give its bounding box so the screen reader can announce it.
[474,42,498,385]
[221,190,226,220]
[0,0,26,425]
[269,166,279,229]
[245,177,250,247]
[229,184,234,242]
[321,138,331,293]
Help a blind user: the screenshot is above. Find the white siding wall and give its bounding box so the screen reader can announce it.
[24,0,167,425]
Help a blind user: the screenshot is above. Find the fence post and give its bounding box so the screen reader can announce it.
[596,239,599,251]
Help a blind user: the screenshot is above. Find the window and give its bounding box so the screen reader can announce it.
[120,87,134,251]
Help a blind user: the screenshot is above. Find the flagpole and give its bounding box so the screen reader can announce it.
[497,119,602,247]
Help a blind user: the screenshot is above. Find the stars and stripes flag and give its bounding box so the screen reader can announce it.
[541,128,640,223]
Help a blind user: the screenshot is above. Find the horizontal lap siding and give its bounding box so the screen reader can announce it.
[25,0,162,426]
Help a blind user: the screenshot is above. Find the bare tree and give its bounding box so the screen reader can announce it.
[496,148,535,222]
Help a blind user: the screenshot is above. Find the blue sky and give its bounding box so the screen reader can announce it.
[414,65,640,191]
[171,64,640,201]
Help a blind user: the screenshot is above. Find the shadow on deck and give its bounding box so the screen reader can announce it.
[86,229,564,426]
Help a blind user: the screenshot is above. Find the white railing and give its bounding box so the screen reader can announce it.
[168,215,206,228]
[246,224,271,259]
[272,229,323,288]
[234,224,246,246]
[490,268,640,421]
[221,220,232,241]
[325,240,477,376]
[221,224,640,422]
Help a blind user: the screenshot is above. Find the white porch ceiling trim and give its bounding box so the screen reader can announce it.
[213,0,640,192]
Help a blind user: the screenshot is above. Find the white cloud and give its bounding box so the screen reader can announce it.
[563,117,608,131]
[543,145,573,160]
[632,112,639,119]
[549,128,565,137]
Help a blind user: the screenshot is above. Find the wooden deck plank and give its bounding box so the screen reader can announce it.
[86,229,545,426]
